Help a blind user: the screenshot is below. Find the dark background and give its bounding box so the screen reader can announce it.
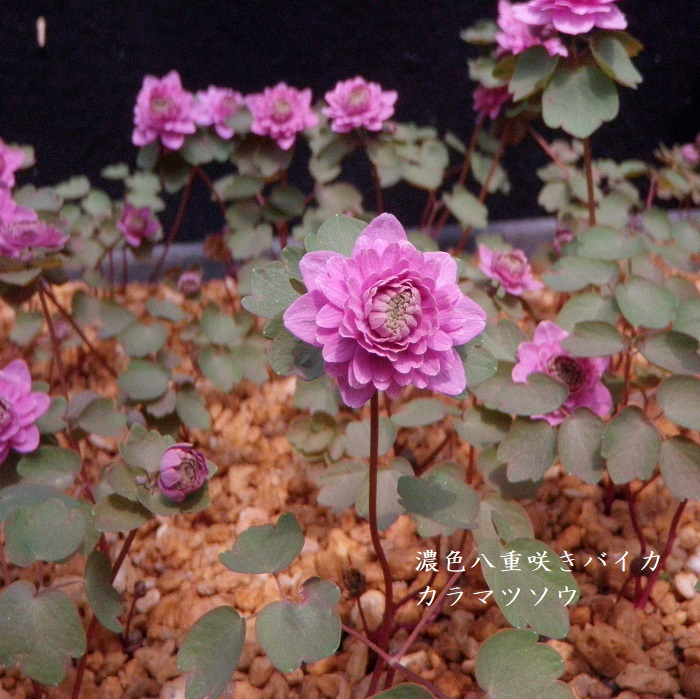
[1,1,699,239]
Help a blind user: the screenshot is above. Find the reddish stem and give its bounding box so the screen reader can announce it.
[366,391,395,696]
[626,484,647,557]
[71,529,138,699]
[583,137,597,227]
[150,168,196,282]
[528,126,570,178]
[634,501,688,609]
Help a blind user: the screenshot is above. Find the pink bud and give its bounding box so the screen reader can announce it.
[157,444,208,502]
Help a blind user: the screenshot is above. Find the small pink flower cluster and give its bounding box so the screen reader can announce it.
[680,136,700,167]
[133,72,397,152]
[118,202,161,248]
[0,168,68,263]
[496,0,627,58]
[478,244,544,295]
[0,359,50,465]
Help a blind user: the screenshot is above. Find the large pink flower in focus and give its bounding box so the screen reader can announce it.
[473,85,512,121]
[283,214,487,408]
[322,77,397,134]
[512,321,612,426]
[118,202,161,248]
[478,245,544,295]
[132,70,197,150]
[512,0,627,35]
[0,359,50,465]
[496,0,568,56]
[0,140,26,189]
[246,83,319,150]
[194,86,244,140]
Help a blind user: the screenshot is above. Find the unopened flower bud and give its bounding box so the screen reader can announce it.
[157,443,208,502]
[177,270,202,296]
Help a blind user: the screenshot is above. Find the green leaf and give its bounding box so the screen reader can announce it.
[101,163,129,180]
[82,189,112,218]
[497,418,557,481]
[10,311,43,346]
[198,346,241,392]
[458,339,499,387]
[200,303,245,347]
[475,536,579,639]
[476,629,573,699]
[93,494,152,532]
[84,551,124,633]
[461,19,498,44]
[256,577,341,673]
[356,458,412,530]
[220,513,304,574]
[119,424,172,473]
[674,299,700,340]
[241,262,299,319]
[118,360,170,402]
[97,300,136,339]
[542,256,619,292]
[294,375,339,416]
[16,447,81,490]
[264,185,307,221]
[0,581,86,685]
[560,321,625,357]
[178,606,246,699]
[479,320,526,363]
[35,396,67,434]
[659,437,700,502]
[509,46,559,101]
[316,182,363,214]
[443,185,488,229]
[317,461,365,513]
[556,293,619,332]
[477,448,542,500]
[591,35,642,89]
[455,406,511,449]
[176,385,211,430]
[479,494,534,541]
[146,297,188,323]
[637,331,700,375]
[557,408,606,485]
[398,471,479,530]
[54,176,90,200]
[671,220,700,253]
[305,215,366,256]
[657,376,700,431]
[344,417,396,458]
[576,225,642,260]
[266,320,325,381]
[391,398,446,428]
[641,208,672,242]
[227,224,274,259]
[601,406,661,484]
[5,498,85,565]
[615,277,679,329]
[471,365,568,417]
[74,397,126,437]
[542,65,619,139]
[118,321,168,358]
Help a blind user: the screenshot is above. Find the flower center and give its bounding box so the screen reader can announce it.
[129,215,146,234]
[221,95,239,115]
[0,396,12,432]
[496,251,526,277]
[550,355,586,393]
[150,91,176,119]
[369,285,422,341]
[346,85,370,114]
[178,455,201,489]
[272,98,293,123]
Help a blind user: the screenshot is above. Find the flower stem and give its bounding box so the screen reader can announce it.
[150,168,196,282]
[528,126,570,178]
[453,123,509,256]
[71,529,138,699]
[40,281,118,379]
[343,624,450,699]
[431,113,484,239]
[37,284,69,401]
[583,137,597,227]
[634,500,687,609]
[366,391,395,696]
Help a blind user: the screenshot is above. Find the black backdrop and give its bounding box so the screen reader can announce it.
[1,1,699,238]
